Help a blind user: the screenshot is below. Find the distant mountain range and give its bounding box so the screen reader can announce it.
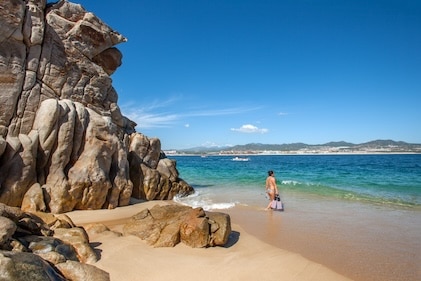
[171,139,421,154]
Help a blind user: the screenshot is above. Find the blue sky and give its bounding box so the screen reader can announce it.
[74,0,420,149]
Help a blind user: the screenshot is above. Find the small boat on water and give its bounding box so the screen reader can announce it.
[232,156,250,162]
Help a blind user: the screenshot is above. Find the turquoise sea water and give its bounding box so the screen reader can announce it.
[172,154,421,281]
[172,154,421,211]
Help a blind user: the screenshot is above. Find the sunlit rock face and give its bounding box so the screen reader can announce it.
[0,0,193,213]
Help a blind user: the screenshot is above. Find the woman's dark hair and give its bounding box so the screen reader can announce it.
[268,170,274,176]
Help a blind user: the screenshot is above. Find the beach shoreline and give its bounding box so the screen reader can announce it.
[66,200,352,281]
[224,194,421,281]
[66,197,420,281]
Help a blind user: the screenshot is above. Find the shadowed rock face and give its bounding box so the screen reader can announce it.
[0,0,193,213]
[0,203,110,281]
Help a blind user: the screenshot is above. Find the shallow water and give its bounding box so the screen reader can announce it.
[171,154,421,281]
[173,154,421,210]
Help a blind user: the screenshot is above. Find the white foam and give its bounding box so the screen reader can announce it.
[281,180,300,185]
[173,192,236,211]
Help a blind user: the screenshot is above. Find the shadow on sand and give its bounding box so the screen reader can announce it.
[223,231,240,248]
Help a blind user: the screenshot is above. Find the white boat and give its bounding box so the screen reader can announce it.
[232,156,250,162]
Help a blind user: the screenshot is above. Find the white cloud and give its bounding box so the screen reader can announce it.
[124,111,179,128]
[278,112,289,116]
[201,141,219,147]
[231,124,268,134]
[121,98,262,129]
[120,98,181,128]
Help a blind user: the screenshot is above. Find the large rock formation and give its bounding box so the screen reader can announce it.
[0,0,193,213]
[123,204,232,248]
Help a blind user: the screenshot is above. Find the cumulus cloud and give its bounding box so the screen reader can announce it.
[231,124,268,134]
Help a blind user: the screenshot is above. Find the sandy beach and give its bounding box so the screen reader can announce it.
[66,196,421,281]
[67,200,352,281]
[224,197,421,281]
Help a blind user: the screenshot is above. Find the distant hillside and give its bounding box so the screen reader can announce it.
[359,139,414,147]
[174,139,421,154]
[227,142,309,151]
[323,141,355,147]
[177,145,230,153]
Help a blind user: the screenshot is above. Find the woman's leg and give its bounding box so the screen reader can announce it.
[265,193,274,210]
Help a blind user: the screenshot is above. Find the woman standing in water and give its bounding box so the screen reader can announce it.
[265,170,279,210]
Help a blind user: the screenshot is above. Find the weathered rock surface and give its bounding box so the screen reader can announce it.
[0,0,193,213]
[0,251,68,281]
[56,260,110,281]
[123,204,232,248]
[0,203,109,281]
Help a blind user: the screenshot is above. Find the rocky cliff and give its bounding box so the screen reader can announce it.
[0,0,194,213]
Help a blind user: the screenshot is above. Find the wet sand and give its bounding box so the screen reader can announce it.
[225,193,421,281]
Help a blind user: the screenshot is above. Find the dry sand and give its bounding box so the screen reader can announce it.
[67,201,351,281]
